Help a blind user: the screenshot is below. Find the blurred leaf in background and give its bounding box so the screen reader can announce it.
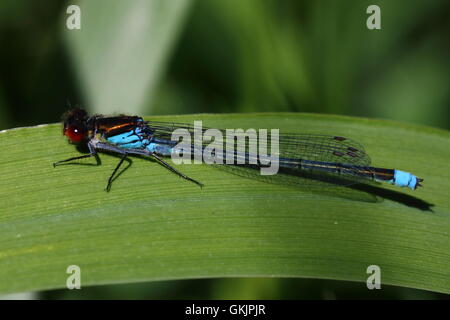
[0,0,448,127]
[0,0,82,128]
[40,278,449,300]
[152,0,450,129]
[64,0,192,115]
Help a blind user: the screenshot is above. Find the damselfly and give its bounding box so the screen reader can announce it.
[54,109,423,192]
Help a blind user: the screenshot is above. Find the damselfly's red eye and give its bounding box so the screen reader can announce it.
[64,125,85,143]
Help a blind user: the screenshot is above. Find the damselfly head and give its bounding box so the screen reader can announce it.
[62,108,88,143]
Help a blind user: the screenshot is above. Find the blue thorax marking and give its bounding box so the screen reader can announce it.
[106,128,176,156]
[107,128,148,148]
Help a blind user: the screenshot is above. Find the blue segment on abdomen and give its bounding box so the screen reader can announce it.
[393,170,417,190]
[146,142,173,156]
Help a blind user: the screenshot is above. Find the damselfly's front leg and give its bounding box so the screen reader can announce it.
[55,140,203,190]
[53,142,99,167]
[55,141,131,191]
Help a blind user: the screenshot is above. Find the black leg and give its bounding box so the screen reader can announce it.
[109,145,204,188]
[150,153,204,188]
[53,153,97,167]
[53,142,99,167]
[106,153,128,192]
[55,140,203,190]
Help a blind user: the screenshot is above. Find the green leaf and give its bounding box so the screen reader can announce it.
[0,113,449,294]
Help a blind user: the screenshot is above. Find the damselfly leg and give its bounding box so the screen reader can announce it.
[53,153,99,167]
[53,142,100,167]
[150,152,204,188]
[106,153,128,192]
[54,140,203,191]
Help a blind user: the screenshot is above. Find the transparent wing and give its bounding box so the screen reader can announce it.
[146,121,370,163]
[145,121,373,188]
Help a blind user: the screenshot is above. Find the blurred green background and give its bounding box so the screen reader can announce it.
[0,0,449,299]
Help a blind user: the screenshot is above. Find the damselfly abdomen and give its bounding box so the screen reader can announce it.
[54,109,423,192]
